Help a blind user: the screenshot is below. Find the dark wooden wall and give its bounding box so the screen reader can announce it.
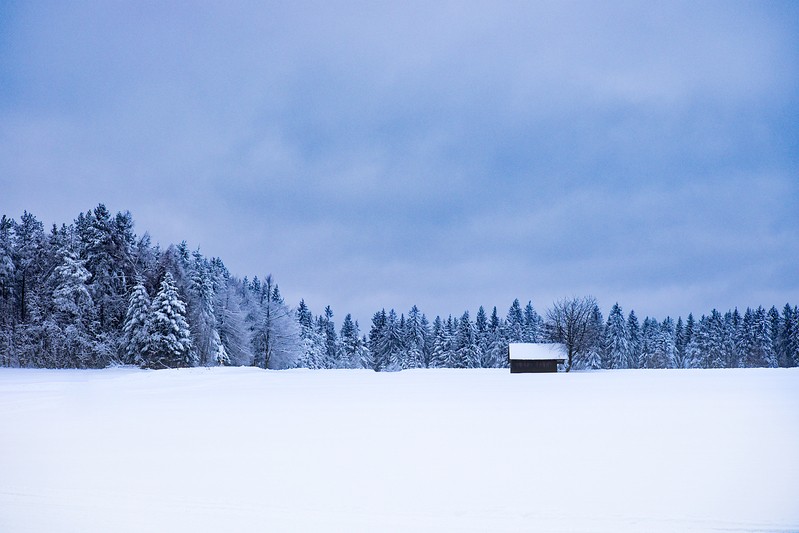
[510,359,558,373]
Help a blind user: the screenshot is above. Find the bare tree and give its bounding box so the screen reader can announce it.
[546,296,601,371]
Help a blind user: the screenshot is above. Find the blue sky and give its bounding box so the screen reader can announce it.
[1,1,797,324]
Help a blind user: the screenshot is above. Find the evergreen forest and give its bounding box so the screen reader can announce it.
[1,206,797,371]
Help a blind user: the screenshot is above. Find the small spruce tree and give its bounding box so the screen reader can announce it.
[146,272,193,369]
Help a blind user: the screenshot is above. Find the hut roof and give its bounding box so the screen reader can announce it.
[508,343,567,361]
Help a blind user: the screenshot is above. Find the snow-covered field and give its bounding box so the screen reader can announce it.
[1,367,797,532]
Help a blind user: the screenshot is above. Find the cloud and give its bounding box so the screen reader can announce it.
[1,0,797,325]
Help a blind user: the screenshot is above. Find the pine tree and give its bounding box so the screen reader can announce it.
[146,272,193,369]
[706,310,725,368]
[522,301,542,343]
[453,310,480,368]
[420,313,432,367]
[429,316,449,368]
[368,309,387,371]
[0,216,14,320]
[13,211,46,324]
[759,306,776,367]
[320,306,338,368]
[485,306,508,368]
[188,249,226,366]
[791,306,799,367]
[52,251,93,324]
[639,317,658,369]
[339,314,368,369]
[296,302,325,370]
[683,313,695,358]
[122,280,151,366]
[748,306,776,368]
[474,306,490,368]
[378,309,403,371]
[603,303,630,369]
[402,305,427,369]
[779,304,796,367]
[656,317,676,369]
[721,311,738,368]
[626,310,640,368]
[581,305,604,370]
[768,306,781,367]
[0,216,14,367]
[674,317,687,368]
[50,249,95,367]
[506,299,524,343]
[82,204,133,334]
[685,315,705,368]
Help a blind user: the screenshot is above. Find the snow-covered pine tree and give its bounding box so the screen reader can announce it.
[420,313,432,367]
[378,309,403,371]
[340,314,369,369]
[52,251,93,324]
[602,303,629,369]
[446,315,458,367]
[320,306,339,369]
[768,306,781,367]
[705,310,725,368]
[791,305,799,367]
[187,249,224,366]
[721,311,739,368]
[522,301,542,343]
[429,316,448,368]
[779,304,796,367]
[581,304,604,370]
[368,309,387,371]
[486,306,508,368]
[145,272,194,369]
[50,249,95,367]
[13,211,46,325]
[638,317,658,369]
[402,305,427,369]
[81,204,134,336]
[655,317,676,369]
[0,216,15,320]
[12,212,49,368]
[738,306,776,368]
[474,306,490,368]
[397,313,409,368]
[673,316,687,368]
[453,310,480,369]
[0,216,14,367]
[506,299,524,343]
[747,306,777,368]
[296,300,325,369]
[122,280,151,366]
[685,315,705,368]
[682,315,701,368]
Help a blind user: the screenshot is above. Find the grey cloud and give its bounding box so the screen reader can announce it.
[1,0,797,325]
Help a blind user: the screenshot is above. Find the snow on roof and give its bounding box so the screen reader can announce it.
[508,343,567,361]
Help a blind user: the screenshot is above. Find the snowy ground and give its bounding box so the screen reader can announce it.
[1,367,797,532]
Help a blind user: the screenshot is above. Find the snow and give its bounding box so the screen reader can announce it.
[1,367,797,532]
[509,342,566,360]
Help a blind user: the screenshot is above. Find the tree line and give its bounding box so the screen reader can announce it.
[1,206,797,371]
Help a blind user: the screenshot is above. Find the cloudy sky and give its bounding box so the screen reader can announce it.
[1,1,797,324]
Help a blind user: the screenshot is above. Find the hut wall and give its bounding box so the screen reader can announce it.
[510,359,558,373]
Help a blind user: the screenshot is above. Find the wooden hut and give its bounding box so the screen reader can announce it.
[508,343,566,373]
